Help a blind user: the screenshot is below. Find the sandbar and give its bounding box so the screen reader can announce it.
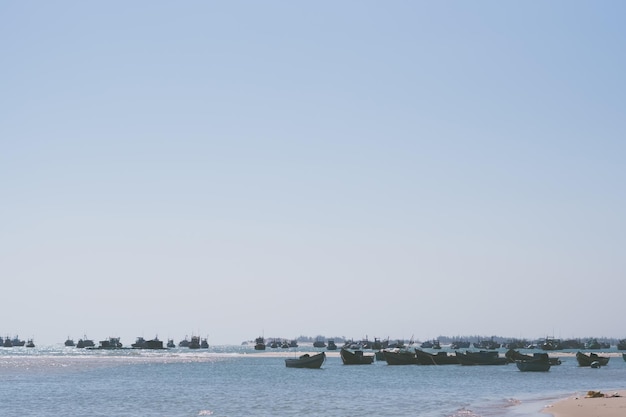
[543,390,626,417]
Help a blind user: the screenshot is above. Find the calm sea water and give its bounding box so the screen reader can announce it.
[1,345,625,417]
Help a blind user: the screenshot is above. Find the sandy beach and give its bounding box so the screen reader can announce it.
[543,390,626,417]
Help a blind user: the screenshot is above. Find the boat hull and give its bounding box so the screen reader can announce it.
[340,348,374,365]
[575,351,610,367]
[516,358,551,372]
[285,352,325,369]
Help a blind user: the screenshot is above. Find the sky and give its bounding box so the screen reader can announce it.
[1,1,625,346]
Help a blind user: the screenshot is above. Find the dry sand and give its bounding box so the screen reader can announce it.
[543,390,626,417]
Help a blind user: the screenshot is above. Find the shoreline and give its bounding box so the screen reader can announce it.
[542,389,626,417]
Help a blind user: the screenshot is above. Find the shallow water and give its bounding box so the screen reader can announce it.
[1,346,624,416]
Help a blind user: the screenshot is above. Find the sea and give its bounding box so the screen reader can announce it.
[2,344,625,417]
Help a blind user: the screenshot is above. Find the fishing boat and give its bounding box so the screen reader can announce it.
[420,340,441,349]
[312,337,326,348]
[340,348,375,365]
[515,353,551,372]
[11,336,26,346]
[189,336,201,349]
[575,351,610,367]
[132,337,165,349]
[383,349,418,365]
[505,349,561,365]
[415,349,458,365]
[95,337,123,349]
[64,337,75,347]
[76,336,95,348]
[26,339,35,348]
[326,340,337,350]
[450,340,471,349]
[473,339,500,349]
[285,352,325,369]
[254,336,266,350]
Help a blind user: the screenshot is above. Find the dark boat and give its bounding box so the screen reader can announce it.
[95,337,123,349]
[76,337,95,348]
[327,340,337,350]
[383,349,418,365]
[167,339,175,348]
[285,352,325,369]
[64,337,75,347]
[340,348,375,365]
[505,349,561,365]
[415,349,458,365]
[254,336,266,350]
[455,350,508,366]
[420,340,441,349]
[179,337,191,348]
[473,339,501,349]
[26,339,35,348]
[132,337,165,349]
[516,353,551,372]
[585,338,602,349]
[617,339,626,350]
[289,339,298,348]
[201,338,209,349]
[576,351,610,367]
[540,338,562,351]
[11,336,26,347]
[313,338,326,348]
[622,353,626,362]
[3,336,12,347]
[189,336,201,349]
[450,340,471,349]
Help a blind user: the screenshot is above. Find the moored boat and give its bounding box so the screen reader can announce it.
[254,336,266,350]
[285,352,325,369]
[76,336,95,348]
[450,340,471,349]
[132,336,165,349]
[575,351,610,367]
[516,353,551,372]
[95,337,123,349]
[313,337,326,348]
[64,337,75,347]
[505,349,561,365]
[326,340,337,350]
[415,349,458,365]
[340,348,375,365]
[189,336,201,349]
[383,349,418,365]
[11,336,26,346]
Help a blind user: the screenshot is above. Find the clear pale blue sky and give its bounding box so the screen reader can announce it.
[2,1,625,346]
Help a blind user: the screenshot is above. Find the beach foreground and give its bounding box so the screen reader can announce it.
[543,390,626,417]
